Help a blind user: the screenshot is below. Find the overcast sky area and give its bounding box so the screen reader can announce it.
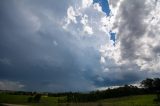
[0,0,160,92]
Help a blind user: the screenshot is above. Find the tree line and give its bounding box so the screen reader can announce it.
[1,78,160,103]
[65,78,160,102]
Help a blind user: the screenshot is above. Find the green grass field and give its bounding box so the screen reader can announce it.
[100,95,158,106]
[0,93,159,106]
[0,93,63,106]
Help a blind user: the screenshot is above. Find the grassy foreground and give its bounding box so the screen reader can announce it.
[0,93,158,106]
[100,94,157,106]
[0,93,61,106]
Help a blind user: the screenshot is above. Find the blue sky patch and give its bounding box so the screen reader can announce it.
[109,31,116,46]
[93,0,111,16]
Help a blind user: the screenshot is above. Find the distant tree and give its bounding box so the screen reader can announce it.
[141,78,154,89]
[33,94,41,103]
[153,78,160,91]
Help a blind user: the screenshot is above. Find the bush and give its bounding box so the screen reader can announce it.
[33,94,41,103]
[27,94,41,103]
[27,97,33,103]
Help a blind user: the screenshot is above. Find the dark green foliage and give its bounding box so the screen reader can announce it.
[33,94,41,103]
[66,85,145,102]
[27,94,41,103]
[153,78,160,90]
[141,78,160,93]
[27,96,33,102]
[64,78,160,103]
[141,78,154,89]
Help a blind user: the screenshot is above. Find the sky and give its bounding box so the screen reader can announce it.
[0,0,160,92]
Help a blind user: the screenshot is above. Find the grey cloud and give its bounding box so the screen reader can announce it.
[109,0,160,80]
[19,0,73,19]
[116,0,160,69]
[0,0,102,91]
[115,0,159,66]
[0,80,24,91]
[117,0,149,60]
[109,0,120,7]
[93,63,148,87]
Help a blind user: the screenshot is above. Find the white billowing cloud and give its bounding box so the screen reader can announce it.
[63,0,121,73]
[81,14,88,25]
[144,0,160,36]
[99,41,122,65]
[62,0,160,88]
[91,1,158,68]
[67,6,77,24]
[100,56,106,64]
[63,0,111,38]
[100,17,110,33]
[83,25,93,35]
[109,0,160,74]
[0,80,24,91]
[105,0,124,33]
[82,0,93,8]
[80,14,94,35]
[93,3,103,12]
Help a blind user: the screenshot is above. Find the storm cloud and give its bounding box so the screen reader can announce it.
[0,0,160,92]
